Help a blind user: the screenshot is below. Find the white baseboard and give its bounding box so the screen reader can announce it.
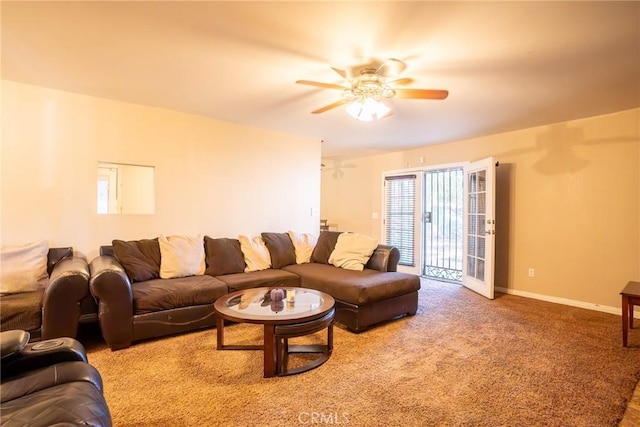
[495,286,640,319]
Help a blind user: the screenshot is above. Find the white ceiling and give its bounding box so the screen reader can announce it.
[2,1,639,159]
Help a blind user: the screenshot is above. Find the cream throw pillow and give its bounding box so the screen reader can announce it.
[159,235,205,279]
[328,233,378,271]
[287,231,317,264]
[0,240,50,294]
[238,235,272,272]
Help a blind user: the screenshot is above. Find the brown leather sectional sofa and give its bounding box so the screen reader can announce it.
[89,231,421,350]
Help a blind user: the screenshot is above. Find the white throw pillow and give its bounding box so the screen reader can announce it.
[238,235,272,272]
[159,235,205,279]
[0,240,50,294]
[287,231,317,264]
[328,233,379,271]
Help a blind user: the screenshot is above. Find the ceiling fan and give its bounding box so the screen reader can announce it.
[296,58,448,120]
[321,159,357,179]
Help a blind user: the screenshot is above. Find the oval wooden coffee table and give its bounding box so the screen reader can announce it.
[214,287,335,378]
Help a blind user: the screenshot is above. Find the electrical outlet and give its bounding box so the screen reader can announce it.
[528,268,535,278]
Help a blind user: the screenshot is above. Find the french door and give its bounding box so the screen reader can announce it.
[462,157,496,299]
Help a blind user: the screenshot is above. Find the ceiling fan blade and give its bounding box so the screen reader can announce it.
[376,58,407,78]
[311,99,349,114]
[387,77,414,86]
[296,80,348,90]
[331,67,347,79]
[395,89,449,100]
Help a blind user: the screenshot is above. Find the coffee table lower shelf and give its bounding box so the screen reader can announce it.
[215,309,334,378]
[274,309,334,376]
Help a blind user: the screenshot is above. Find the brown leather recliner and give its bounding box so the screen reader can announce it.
[0,247,92,341]
[0,330,112,426]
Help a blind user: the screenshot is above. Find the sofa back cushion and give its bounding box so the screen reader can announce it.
[113,239,161,283]
[310,231,342,264]
[159,235,206,279]
[261,232,296,269]
[204,237,246,276]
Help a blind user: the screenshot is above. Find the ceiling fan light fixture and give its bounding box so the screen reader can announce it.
[346,97,391,122]
[298,57,447,117]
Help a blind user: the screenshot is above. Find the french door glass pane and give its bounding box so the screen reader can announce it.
[477,192,486,214]
[477,171,486,191]
[469,173,477,192]
[469,194,476,212]
[476,259,485,281]
[468,236,476,256]
[478,215,486,235]
[477,237,485,259]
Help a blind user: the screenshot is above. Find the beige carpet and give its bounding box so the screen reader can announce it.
[83,280,640,427]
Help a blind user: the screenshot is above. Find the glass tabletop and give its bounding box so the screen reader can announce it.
[215,287,333,322]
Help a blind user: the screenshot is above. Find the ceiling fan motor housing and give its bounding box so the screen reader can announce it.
[346,69,395,100]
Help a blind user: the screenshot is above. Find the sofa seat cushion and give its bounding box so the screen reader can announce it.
[132,275,228,315]
[283,263,420,305]
[215,269,299,291]
[0,290,43,333]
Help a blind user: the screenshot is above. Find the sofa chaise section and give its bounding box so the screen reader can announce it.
[283,264,419,332]
[281,231,420,332]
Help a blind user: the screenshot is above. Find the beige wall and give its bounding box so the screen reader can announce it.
[321,108,640,309]
[1,81,321,259]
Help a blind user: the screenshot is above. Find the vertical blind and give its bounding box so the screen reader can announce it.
[384,174,416,266]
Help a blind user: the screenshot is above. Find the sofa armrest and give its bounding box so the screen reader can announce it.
[41,256,90,340]
[0,330,30,362]
[365,245,401,272]
[1,336,88,379]
[89,255,134,350]
[47,247,73,275]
